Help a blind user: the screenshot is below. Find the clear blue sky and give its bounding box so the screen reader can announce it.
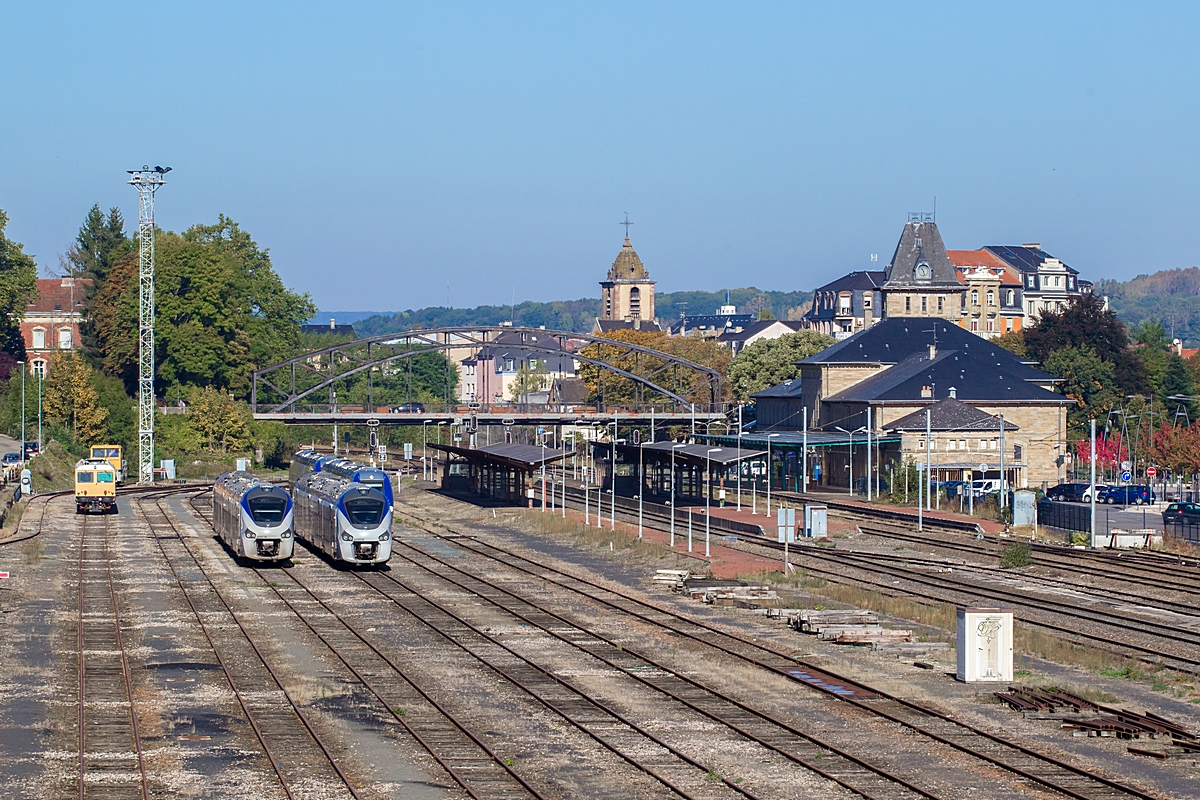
[3,2,1198,311]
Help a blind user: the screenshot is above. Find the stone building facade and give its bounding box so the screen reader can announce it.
[599,236,656,325]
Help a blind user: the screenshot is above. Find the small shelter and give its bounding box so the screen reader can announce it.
[592,441,764,504]
[429,442,568,506]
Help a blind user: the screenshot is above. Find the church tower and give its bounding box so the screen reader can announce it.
[599,234,656,323]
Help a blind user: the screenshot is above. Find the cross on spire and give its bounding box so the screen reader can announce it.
[620,212,634,239]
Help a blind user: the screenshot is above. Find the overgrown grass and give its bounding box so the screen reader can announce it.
[27,440,78,492]
[513,509,677,561]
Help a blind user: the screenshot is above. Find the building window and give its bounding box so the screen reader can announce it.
[32,328,46,350]
[31,360,45,377]
[947,440,956,451]
[1014,444,1022,461]
[971,290,979,307]
[1068,277,1074,289]
[917,439,925,450]
[937,296,944,312]
[905,296,911,313]
[979,439,988,450]
[1005,289,1015,305]
[959,439,967,450]
[503,358,515,372]
[1053,275,1061,287]
[1028,275,1035,287]
[605,294,612,315]
[629,286,641,317]
[838,295,851,312]
[529,358,538,370]
[1006,318,1014,332]
[862,294,871,308]
[921,296,927,312]
[971,320,979,332]
[986,290,995,306]
[58,328,72,349]
[986,319,995,332]
[989,440,998,450]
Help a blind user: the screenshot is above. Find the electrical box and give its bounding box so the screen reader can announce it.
[803,504,827,538]
[234,458,248,473]
[956,607,1014,682]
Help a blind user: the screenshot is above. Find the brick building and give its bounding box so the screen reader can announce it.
[20,277,90,376]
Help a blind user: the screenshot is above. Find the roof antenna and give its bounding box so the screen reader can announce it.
[933,195,936,222]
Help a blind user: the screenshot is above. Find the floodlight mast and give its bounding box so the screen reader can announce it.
[128,166,169,484]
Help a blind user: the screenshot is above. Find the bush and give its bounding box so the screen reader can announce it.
[1000,541,1031,568]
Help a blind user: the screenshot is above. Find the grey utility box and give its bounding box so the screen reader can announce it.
[1012,490,1036,528]
[956,607,1014,682]
[804,504,827,538]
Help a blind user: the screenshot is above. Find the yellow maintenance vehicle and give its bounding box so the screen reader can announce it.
[75,459,117,514]
[89,444,125,484]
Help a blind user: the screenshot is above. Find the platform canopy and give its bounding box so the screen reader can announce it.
[705,430,901,449]
[429,442,569,470]
[596,440,765,468]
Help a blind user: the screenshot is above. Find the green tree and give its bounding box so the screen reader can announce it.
[728,330,835,402]
[91,216,316,398]
[1160,354,1198,423]
[1043,346,1120,429]
[508,360,548,403]
[0,209,40,360]
[1023,294,1147,393]
[68,204,131,363]
[992,329,1027,357]
[186,386,252,452]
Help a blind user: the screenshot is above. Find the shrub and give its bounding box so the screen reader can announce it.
[1000,541,1031,568]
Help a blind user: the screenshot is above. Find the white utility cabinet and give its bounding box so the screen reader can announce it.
[956,607,1014,682]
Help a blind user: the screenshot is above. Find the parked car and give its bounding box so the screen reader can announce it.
[938,480,967,498]
[1101,485,1156,505]
[1046,482,1089,502]
[1162,502,1200,524]
[389,402,425,414]
[1,452,19,466]
[1081,483,1110,502]
[969,479,1003,498]
[22,441,39,458]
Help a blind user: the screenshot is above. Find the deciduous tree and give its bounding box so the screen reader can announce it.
[42,352,109,445]
[0,209,40,361]
[1023,294,1147,393]
[1043,346,1119,430]
[728,330,834,402]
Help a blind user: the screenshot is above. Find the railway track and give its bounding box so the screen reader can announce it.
[396,495,1160,800]
[75,510,150,800]
[380,536,941,800]
[183,493,548,800]
[133,490,361,800]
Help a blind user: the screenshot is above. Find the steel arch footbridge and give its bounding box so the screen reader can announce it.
[251,326,731,428]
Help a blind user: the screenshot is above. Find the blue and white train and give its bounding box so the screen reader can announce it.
[212,471,295,561]
[320,457,394,507]
[293,472,393,565]
[289,448,334,488]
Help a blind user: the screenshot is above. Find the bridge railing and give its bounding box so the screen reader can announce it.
[250,401,733,418]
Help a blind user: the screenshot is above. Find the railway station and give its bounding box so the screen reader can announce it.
[593,440,765,503]
[428,441,570,505]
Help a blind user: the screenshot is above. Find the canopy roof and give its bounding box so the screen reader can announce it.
[429,442,569,469]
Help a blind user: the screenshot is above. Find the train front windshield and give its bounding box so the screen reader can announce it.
[247,496,289,526]
[344,497,385,528]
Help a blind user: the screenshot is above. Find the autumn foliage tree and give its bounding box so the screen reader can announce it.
[577,329,730,408]
[42,352,109,446]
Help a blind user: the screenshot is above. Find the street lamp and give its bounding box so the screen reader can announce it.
[422,420,432,480]
[17,362,24,468]
[705,448,721,557]
[736,404,743,511]
[835,425,868,496]
[670,443,686,547]
[765,433,781,516]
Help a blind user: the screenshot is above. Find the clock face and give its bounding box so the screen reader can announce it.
[915,262,931,280]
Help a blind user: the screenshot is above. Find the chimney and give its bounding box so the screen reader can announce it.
[921,385,933,399]
[949,386,957,399]
[1021,243,1041,250]
[928,343,937,359]
[329,318,336,330]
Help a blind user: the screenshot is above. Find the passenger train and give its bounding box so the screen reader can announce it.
[319,457,394,507]
[293,471,393,565]
[289,449,334,488]
[212,471,295,561]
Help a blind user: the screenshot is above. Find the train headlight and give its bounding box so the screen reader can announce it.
[340,532,353,541]
[281,531,292,538]
[244,531,257,539]
[378,532,391,541]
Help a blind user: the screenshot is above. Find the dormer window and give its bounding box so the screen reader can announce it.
[1028,275,1035,287]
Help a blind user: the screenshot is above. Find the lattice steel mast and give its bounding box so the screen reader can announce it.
[127,166,170,484]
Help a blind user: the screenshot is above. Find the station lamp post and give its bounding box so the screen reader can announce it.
[670,443,686,547]
[765,433,781,516]
[705,448,721,557]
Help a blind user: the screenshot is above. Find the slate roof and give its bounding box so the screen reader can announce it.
[984,245,1079,276]
[823,348,1068,405]
[594,319,663,333]
[799,317,1055,383]
[751,378,803,399]
[883,220,960,286]
[668,313,755,335]
[812,270,886,294]
[27,277,90,314]
[888,397,1019,431]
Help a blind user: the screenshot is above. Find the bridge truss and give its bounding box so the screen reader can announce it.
[251,326,728,425]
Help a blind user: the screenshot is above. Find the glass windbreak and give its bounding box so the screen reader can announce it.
[344,497,385,528]
[76,472,93,483]
[247,496,288,526]
[97,472,114,483]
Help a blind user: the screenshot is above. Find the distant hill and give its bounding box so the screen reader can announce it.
[353,287,813,336]
[1096,267,1200,342]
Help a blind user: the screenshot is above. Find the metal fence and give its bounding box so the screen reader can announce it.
[1036,499,1092,533]
[1164,520,1200,544]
